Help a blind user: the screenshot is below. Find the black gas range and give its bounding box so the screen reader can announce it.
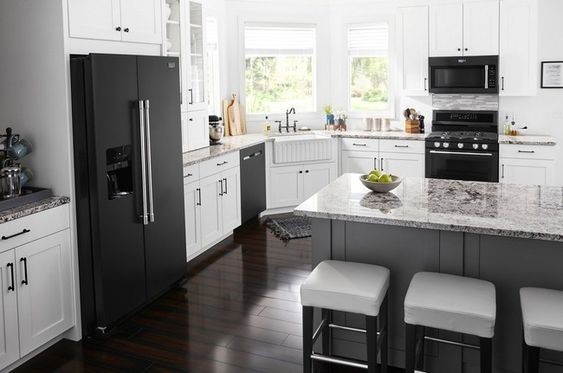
[426,110,499,182]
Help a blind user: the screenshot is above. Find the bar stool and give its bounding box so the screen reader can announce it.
[520,287,563,373]
[404,272,496,373]
[300,260,390,373]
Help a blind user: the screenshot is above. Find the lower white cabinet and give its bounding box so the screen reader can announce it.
[341,151,378,174]
[0,227,73,370]
[184,110,209,152]
[500,144,556,186]
[268,163,337,209]
[184,164,241,259]
[379,152,425,178]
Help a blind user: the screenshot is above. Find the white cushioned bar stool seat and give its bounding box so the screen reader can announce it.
[404,272,496,338]
[404,272,496,373]
[520,287,563,373]
[300,260,390,317]
[300,260,390,373]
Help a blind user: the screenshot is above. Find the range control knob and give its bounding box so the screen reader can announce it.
[482,144,489,150]
[473,143,479,150]
[443,142,450,149]
[434,142,441,148]
[457,143,464,149]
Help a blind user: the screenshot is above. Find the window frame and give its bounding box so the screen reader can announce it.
[241,21,319,118]
[346,20,396,119]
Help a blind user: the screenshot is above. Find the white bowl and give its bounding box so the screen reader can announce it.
[360,174,402,193]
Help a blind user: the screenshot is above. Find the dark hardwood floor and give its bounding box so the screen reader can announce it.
[15,217,401,373]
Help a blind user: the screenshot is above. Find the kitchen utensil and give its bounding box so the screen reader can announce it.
[7,138,32,160]
[405,119,420,133]
[1,166,22,199]
[209,115,224,144]
[360,174,402,193]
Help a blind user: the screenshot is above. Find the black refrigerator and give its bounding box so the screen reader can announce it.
[70,54,186,336]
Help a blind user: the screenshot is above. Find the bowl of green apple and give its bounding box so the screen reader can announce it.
[360,169,402,193]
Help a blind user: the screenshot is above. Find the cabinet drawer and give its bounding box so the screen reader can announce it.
[379,139,425,154]
[500,144,556,160]
[183,163,200,181]
[0,204,70,253]
[341,138,379,151]
[200,151,240,179]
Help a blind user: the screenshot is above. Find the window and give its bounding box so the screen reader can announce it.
[348,24,390,113]
[206,17,221,115]
[244,25,316,114]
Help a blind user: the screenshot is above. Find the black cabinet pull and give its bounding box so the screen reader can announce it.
[518,150,535,154]
[501,77,505,91]
[353,143,367,147]
[217,161,228,166]
[223,178,228,194]
[115,27,122,32]
[124,28,130,33]
[465,48,468,51]
[501,164,505,179]
[196,188,201,206]
[2,229,31,241]
[20,258,28,286]
[186,173,193,177]
[381,158,384,171]
[219,180,223,196]
[189,118,194,122]
[305,170,309,173]
[424,77,427,91]
[299,171,303,174]
[374,158,377,170]
[188,89,194,105]
[7,263,14,292]
[394,145,409,148]
[458,48,461,51]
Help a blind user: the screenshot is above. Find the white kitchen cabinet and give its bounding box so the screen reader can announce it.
[303,163,336,201]
[0,251,19,370]
[379,152,425,178]
[221,167,241,234]
[430,0,499,57]
[429,2,463,57]
[185,110,209,151]
[499,0,538,96]
[463,0,499,56]
[16,230,73,356]
[399,6,429,96]
[269,165,303,209]
[199,174,223,248]
[68,0,162,44]
[183,179,202,257]
[500,144,555,186]
[341,151,378,174]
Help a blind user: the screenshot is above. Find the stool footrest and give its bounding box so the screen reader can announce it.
[424,336,479,350]
[310,353,368,370]
[329,323,382,336]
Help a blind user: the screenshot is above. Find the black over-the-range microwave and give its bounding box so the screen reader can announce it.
[428,56,499,94]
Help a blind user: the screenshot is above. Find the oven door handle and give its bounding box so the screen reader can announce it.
[429,150,494,157]
[484,65,489,89]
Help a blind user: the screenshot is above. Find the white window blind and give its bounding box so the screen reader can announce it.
[348,24,389,56]
[245,25,316,56]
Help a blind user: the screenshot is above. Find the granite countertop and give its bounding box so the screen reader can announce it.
[498,135,557,146]
[327,130,427,141]
[0,196,70,224]
[295,174,563,242]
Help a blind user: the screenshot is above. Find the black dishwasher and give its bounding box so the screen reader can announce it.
[240,143,266,224]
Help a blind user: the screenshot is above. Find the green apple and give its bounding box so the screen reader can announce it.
[378,174,393,183]
[369,169,383,178]
[367,174,380,183]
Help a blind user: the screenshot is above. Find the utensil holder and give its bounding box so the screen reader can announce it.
[405,119,420,134]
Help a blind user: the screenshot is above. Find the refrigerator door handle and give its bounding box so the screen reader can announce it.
[138,100,149,225]
[144,99,155,223]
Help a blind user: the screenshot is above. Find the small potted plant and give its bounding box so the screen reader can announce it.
[324,105,335,127]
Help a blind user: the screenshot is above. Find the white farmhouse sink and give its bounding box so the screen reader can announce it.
[272,133,333,164]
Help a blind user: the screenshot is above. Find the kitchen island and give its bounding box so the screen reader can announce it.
[295,174,563,373]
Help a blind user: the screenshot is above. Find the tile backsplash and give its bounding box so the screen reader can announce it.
[432,94,499,111]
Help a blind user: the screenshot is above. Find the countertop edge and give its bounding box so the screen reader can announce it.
[0,196,71,225]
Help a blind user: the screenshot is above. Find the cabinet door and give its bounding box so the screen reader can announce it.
[303,164,337,201]
[16,230,73,356]
[199,175,222,247]
[186,1,208,111]
[184,180,202,259]
[68,0,121,41]
[341,151,378,174]
[463,0,499,56]
[268,166,303,209]
[429,2,463,57]
[380,152,425,178]
[221,167,242,234]
[499,0,537,96]
[0,251,19,370]
[399,6,429,96]
[120,0,162,44]
[501,158,553,186]
[186,110,209,151]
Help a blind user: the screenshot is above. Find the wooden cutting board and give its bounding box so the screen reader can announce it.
[224,94,246,136]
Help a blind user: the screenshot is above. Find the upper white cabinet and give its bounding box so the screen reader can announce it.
[430,0,499,57]
[399,6,430,96]
[499,0,538,96]
[68,0,162,44]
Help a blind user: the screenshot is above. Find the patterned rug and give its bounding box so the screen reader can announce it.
[264,215,312,241]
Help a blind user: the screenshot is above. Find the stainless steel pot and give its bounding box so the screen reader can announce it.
[1,166,22,199]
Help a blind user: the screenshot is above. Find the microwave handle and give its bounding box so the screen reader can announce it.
[484,65,489,89]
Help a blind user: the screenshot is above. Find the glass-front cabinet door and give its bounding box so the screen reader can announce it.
[188,1,206,110]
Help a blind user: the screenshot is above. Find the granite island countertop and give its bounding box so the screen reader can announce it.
[294,174,563,242]
[0,196,70,224]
